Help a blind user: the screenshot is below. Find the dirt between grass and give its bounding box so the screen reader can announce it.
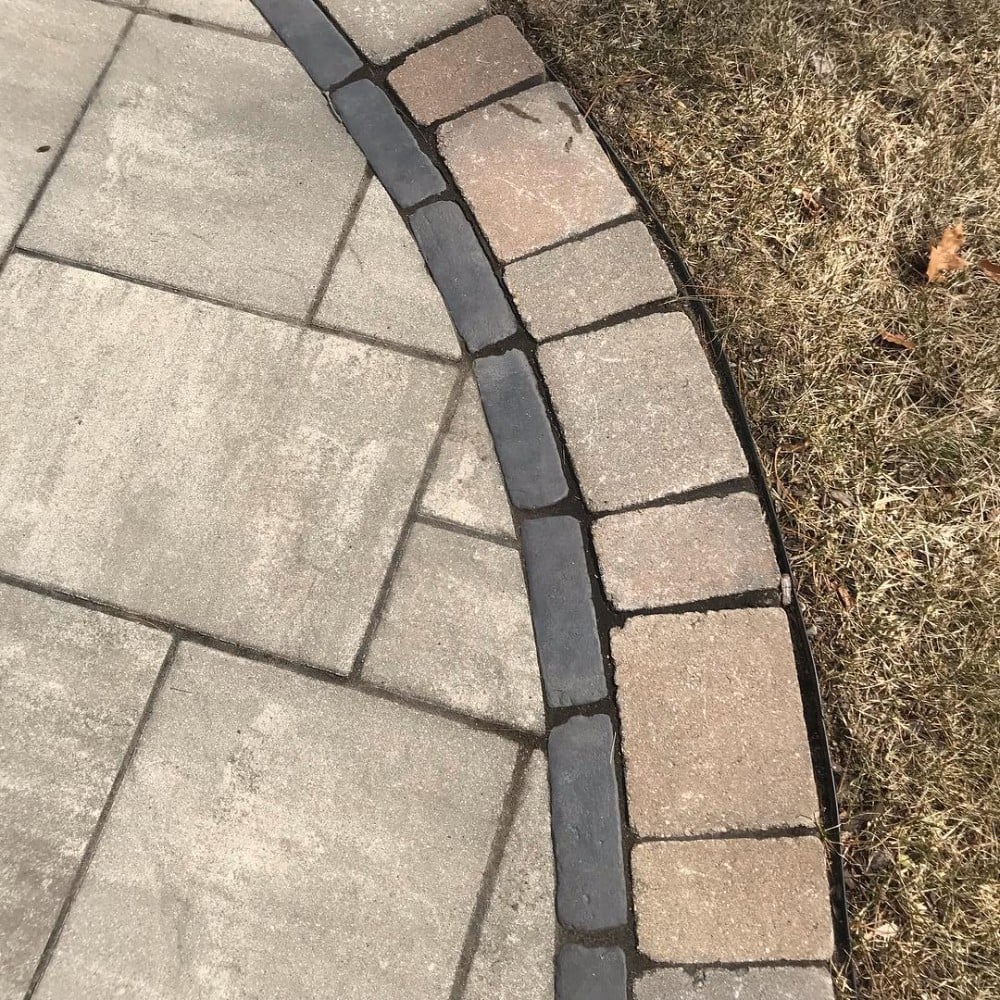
[496,1,1000,996]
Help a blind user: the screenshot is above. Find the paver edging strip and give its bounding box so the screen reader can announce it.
[247,1,852,994]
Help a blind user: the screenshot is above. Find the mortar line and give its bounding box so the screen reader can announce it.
[1,11,136,272]
[0,568,542,748]
[413,512,520,550]
[347,372,466,680]
[447,747,534,1000]
[22,636,181,1000]
[589,477,756,516]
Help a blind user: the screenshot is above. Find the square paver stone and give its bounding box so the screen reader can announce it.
[593,493,780,610]
[421,377,516,538]
[505,220,677,340]
[538,312,747,511]
[31,643,518,999]
[612,609,818,837]
[0,0,127,256]
[318,0,486,63]
[389,15,544,125]
[0,585,170,1000]
[364,522,544,732]
[0,256,454,673]
[439,82,635,262]
[631,837,835,963]
[20,15,366,318]
[147,0,271,34]
[317,177,461,360]
[636,966,835,1000]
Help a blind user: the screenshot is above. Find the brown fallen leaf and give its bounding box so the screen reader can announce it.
[836,584,855,611]
[927,224,968,282]
[980,259,1000,282]
[880,329,916,350]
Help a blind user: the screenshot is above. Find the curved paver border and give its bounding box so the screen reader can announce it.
[248,1,852,994]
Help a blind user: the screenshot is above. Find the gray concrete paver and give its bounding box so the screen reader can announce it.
[147,0,271,34]
[31,643,518,1000]
[635,966,835,1000]
[0,255,455,674]
[0,0,127,258]
[20,15,365,318]
[0,585,169,1000]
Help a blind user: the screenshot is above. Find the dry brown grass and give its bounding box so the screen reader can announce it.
[495,1,1000,996]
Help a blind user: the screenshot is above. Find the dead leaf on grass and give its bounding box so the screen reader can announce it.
[793,183,823,219]
[880,329,917,350]
[836,584,855,610]
[866,922,900,942]
[980,259,1000,282]
[927,224,968,282]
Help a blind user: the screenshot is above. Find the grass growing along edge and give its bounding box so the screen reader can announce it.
[496,1,1000,996]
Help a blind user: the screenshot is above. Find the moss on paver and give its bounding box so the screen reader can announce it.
[498,1,1000,996]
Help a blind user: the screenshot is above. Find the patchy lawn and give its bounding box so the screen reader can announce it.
[497,1,1000,996]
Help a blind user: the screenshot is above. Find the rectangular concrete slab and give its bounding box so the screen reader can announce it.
[538,311,747,511]
[0,256,454,673]
[635,965,836,1000]
[31,643,518,1000]
[593,493,780,610]
[364,522,544,732]
[20,15,366,318]
[505,220,677,340]
[148,0,271,34]
[631,837,835,963]
[0,0,127,257]
[0,585,169,1000]
[439,82,635,262]
[318,0,487,63]
[612,609,818,836]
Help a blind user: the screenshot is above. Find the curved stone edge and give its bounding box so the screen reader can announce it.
[248,1,852,994]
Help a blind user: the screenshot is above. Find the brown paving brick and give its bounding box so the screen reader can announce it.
[631,837,834,963]
[504,220,676,340]
[593,494,779,610]
[612,609,818,837]
[438,82,635,262]
[537,312,746,511]
[389,16,543,126]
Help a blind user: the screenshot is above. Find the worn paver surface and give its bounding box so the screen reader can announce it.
[0,2,836,998]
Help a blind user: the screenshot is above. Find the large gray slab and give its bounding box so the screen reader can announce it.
[148,0,271,34]
[0,0,126,257]
[421,377,516,538]
[0,585,169,1000]
[31,643,518,1000]
[538,312,747,511]
[318,0,487,63]
[21,16,366,318]
[636,966,835,1000]
[317,177,461,360]
[364,523,544,732]
[465,752,555,1000]
[0,256,454,673]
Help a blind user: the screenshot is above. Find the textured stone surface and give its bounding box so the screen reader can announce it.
[31,644,517,1000]
[21,16,365,318]
[593,493,780,610]
[0,0,126,257]
[0,586,169,1000]
[612,609,817,836]
[410,200,518,352]
[439,82,634,262]
[331,79,446,208]
[318,178,461,359]
[556,945,628,1000]
[318,0,486,63]
[635,966,836,1000]
[364,523,544,732]
[474,350,568,510]
[149,0,270,35]
[631,837,835,962]
[538,312,747,510]
[505,220,677,340]
[0,256,453,673]
[548,715,627,931]
[421,377,515,538]
[465,752,554,1000]
[390,15,543,125]
[253,0,363,87]
[521,515,606,707]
